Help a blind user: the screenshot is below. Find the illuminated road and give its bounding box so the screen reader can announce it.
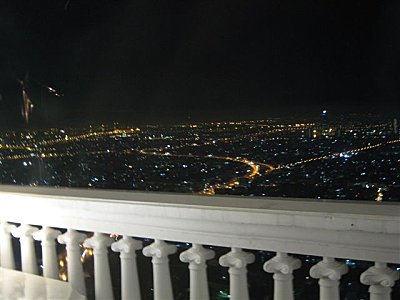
[138,148,275,195]
[276,139,400,170]
[135,123,311,194]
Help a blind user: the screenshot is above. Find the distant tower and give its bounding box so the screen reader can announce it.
[320,110,328,131]
[321,109,327,119]
[393,118,398,135]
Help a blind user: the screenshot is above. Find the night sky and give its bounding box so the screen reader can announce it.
[0,0,399,127]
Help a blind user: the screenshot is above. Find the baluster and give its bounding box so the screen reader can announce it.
[11,224,39,274]
[263,252,301,300]
[0,221,16,269]
[219,247,255,300]
[310,257,348,300]
[84,232,114,300]
[58,229,87,296]
[360,262,399,300]
[180,244,215,300]
[142,239,177,300]
[111,236,143,300]
[33,226,61,279]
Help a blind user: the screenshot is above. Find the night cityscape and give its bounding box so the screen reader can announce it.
[0,113,399,203]
[0,113,399,299]
[1,1,400,300]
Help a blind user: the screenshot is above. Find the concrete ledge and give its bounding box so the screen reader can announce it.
[0,267,85,300]
[0,185,399,263]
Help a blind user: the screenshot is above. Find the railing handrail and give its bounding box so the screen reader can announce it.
[1,185,399,263]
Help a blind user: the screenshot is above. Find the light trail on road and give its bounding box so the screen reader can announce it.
[138,148,274,195]
[277,139,400,170]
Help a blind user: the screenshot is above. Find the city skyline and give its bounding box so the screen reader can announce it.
[1,115,399,202]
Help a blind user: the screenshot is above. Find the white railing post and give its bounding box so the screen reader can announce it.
[180,244,215,300]
[219,247,255,300]
[84,232,114,300]
[111,236,143,300]
[263,252,301,300]
[12,224,39,274]
[58,229,87,296]
[310,257,348,300]
[33,226,61,279]
[360,262,400,300]
[0,221,16,269]
[142,239,177,300]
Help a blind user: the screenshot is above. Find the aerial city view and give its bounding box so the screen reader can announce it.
[1,1,400,300]
[0,112,399,299]
[0,113,399,202]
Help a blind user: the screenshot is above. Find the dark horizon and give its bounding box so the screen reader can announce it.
[1,0,399,128]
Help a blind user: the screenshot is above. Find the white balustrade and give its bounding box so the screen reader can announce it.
[219,248,255,300]
[360,262,400,300]
[143,239,177,300]
[0,221,16,269]
[0,186,399,299]
[180,244,215,300]
[32,226,61,279]
[310,257,348,300]
[57,229,87,296]
[111,236,143,300]
[263,252,301,300]
[11,224,39,274]
[83,232,114,300]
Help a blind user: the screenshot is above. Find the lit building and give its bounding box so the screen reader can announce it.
[320,109,328,129]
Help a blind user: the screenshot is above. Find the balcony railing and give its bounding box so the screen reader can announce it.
[0,185,399,300]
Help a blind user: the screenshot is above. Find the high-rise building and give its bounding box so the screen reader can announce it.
[393,118,398,135]
[320,110,328,130]
[321,109,327,121]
